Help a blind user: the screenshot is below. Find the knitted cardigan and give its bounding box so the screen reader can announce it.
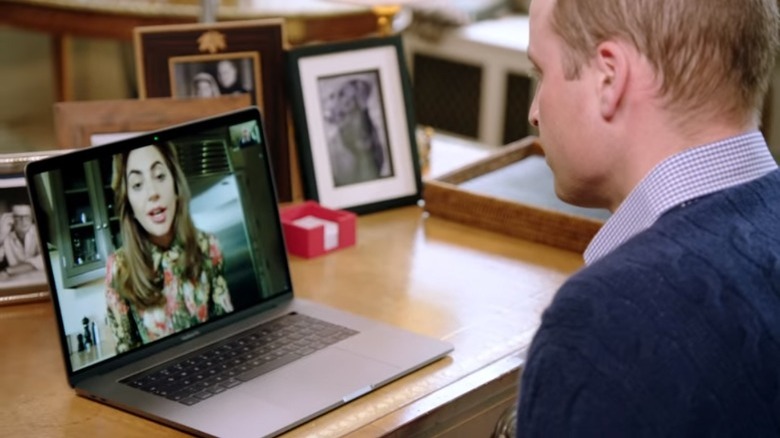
[517,169,780,437]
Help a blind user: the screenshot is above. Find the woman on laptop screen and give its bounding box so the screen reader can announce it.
[105,143,234,353]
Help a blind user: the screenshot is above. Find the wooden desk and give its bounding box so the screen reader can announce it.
[0,206,583,437]
[0,0,379,101]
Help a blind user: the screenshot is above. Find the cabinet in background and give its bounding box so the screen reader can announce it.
[404,15,534,147]
[52,159,121,288]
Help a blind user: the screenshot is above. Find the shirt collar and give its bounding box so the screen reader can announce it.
[584,131,777,265]
[150,238,183,271]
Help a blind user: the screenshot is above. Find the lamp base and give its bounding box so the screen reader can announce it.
[372,4,402,35]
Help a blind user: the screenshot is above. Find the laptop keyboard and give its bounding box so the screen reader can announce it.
[121,313,358,406]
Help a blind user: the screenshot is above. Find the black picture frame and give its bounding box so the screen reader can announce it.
[287,35,422,214]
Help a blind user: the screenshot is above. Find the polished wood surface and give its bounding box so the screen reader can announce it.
[0,0,378,43]
[0,206,583,437]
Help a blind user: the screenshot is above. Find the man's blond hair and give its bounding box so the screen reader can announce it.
[551,0,779,120]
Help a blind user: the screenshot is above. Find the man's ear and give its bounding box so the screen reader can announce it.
[594,41,629,120]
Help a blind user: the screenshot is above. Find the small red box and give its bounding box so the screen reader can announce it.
[279,201,357,258]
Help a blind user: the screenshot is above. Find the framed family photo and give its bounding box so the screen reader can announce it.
[287,35,422,214]
[133,19,293,201]
[0,151,65,305]
[169,54,260,104]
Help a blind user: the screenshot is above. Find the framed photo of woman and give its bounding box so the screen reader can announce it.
[133,19,292,201]
[287,35,422,214]
[0,151,67,305]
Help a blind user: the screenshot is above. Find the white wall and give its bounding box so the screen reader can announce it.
[0,27,55,153]
[48,249,108,336]
[0,26,133,153]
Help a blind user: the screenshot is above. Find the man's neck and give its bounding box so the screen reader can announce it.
[607,108,757,211]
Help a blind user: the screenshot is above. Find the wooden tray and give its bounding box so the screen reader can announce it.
[423,136,609,253]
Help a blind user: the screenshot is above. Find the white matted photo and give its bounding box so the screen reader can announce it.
[288,35,422,214]
[0,151,65,305]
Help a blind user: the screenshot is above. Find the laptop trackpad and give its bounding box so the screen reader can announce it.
[237,347,400,411]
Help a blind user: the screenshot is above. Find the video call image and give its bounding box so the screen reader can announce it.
[229,121,262,149]
[30,123,288,372]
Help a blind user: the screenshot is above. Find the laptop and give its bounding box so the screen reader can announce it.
[25,107,453,438]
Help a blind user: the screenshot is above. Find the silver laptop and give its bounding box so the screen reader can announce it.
[25,107,452,438]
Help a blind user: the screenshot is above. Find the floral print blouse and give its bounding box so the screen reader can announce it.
[105,231,234,353]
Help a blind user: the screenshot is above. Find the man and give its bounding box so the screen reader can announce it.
[517,0,780,435]
[0,204,43,279]
[238,127,258,147]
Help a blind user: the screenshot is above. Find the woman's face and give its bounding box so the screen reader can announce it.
[218,61,237,88]
[126,146,178,247]
[195,79,216,97]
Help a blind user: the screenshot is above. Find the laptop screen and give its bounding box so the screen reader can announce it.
[26,108,292,374]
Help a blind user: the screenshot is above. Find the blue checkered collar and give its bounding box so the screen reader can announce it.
[584,131,777,265]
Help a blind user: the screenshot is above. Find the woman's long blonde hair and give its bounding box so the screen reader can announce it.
[111,143,204,308]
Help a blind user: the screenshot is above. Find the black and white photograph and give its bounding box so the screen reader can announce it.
[170,54,259,104]
[317,71,394,188]
[0,185,44,287]
[0,151,62,304]
[288,35,422,214]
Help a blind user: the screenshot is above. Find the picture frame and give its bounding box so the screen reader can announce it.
[287,35,422,214]
[53,95,252,149]
[0,150,67,305]
[133,19,292,201]
[423,136,610,253]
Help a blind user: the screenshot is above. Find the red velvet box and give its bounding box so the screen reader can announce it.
[279,201,357,258]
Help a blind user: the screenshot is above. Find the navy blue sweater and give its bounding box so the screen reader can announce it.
[517,169,780,437]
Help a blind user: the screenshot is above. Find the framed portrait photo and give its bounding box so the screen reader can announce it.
[133,19,292,201]
[0,151,66,305]
[169,54,260,103]
[287,35,422,214]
